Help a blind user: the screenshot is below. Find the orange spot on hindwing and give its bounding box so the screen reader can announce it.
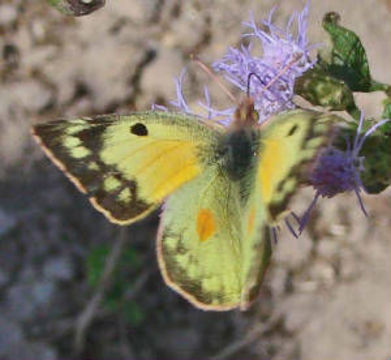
[197,209,216,242]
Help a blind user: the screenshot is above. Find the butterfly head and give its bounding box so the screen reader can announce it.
[231,97,259,130]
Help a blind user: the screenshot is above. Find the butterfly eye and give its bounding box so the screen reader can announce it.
[287,124,298,137]
[130,123,148,136]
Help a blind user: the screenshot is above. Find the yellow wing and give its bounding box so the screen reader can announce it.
[32,111,221,224]
[157,165,247,310]
[258,109,336,222]
[240,110,337,308]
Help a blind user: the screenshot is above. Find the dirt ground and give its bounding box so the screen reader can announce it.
[0,0,390,359]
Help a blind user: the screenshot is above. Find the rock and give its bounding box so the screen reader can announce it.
[6,280,56,322]
[338,248,361,281]
[0,268,8,288]
[0,316,24,357]
[8,80,53,112]
[0,5,18,27]
[140,47,183,108]
[30,19,47,43]
[307,260,336,288]
[6,284,37,322]
[0,209,16,236]
[110,0,159,24]
[274,230,313,270]
[43,256,75,282]
[5,341,57,360]
[157,328,201,359]
[317,237,340,260]
[32,280,56,306]
[269,267,289,297]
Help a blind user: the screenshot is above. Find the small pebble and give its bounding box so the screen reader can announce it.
[0,5,18,27]
[43,256,75,281]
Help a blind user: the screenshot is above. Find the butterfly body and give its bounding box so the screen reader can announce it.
[33,106,336,310]
[218,127,259,182]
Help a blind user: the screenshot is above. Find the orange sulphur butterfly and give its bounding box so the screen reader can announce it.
[32,97,336,310]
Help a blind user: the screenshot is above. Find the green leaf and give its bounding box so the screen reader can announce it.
[123,301,145,326]
[333,120,391,195]
[121,247,142,269]
[360,132,391,194]
[86,243,144,319]
[319,12,372,92]
[86,244,110,287]
[295,67,358,115]
[48,0,105,16]
[381,98,391,135]
[105,281,126,310]
[382,98,391,119]
[86,244,141,289]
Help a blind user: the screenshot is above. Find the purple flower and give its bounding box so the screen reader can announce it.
[299,113,390,232]
[159,2,315,125]
[212,2,315,123]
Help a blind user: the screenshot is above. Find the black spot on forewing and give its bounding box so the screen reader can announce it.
[287,124,299,137]
[130,123,148,136]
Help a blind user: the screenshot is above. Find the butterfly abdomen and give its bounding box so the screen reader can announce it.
[218,129,259,181]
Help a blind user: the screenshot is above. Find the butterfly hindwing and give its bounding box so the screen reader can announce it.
[33,112,220,224]
[239,188,272,309]
[157,165,247,310]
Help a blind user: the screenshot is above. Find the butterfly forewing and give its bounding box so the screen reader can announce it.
[257,110,337,222]
[238,110,337,308]
[33,112,220,224]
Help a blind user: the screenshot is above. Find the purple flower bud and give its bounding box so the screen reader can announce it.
[309,147,362,198]
[300,113,390,232]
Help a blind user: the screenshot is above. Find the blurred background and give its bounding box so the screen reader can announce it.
[0,0,390,359]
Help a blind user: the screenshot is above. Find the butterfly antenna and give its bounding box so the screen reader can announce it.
[247,72,267,97]
[247,52,303,100]
[191,55,236,103]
